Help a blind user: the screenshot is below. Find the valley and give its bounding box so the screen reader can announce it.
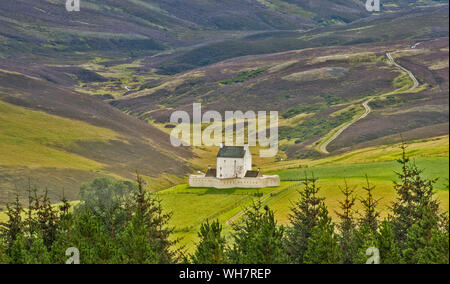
[0,1,448,256]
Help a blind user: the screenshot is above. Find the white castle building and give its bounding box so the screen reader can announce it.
[189,144,280,189]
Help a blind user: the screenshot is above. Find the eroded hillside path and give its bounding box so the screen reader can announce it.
[319,50,420,154]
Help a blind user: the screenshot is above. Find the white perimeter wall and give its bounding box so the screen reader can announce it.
[189,175,280,189]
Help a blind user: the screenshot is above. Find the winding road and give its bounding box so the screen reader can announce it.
[319,98,373,154]
[318,50,420,154]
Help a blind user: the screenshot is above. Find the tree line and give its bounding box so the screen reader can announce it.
[0,146,448,264]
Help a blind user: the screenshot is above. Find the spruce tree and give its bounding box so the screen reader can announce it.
[285,174,325,263]
[359,175,380,234]
[31,189,60,250]
[304,204,341,264]
[191,219,227,264]
[403,204,449,264]
[78,177,137,237]
[376,220,401,264]
[50,211,117,264]
[126,174,178,263]
[0,236,7,264]
[336,180,357,264]
[352,223,378,264]
[0,195,23,250]
[115,212,159,264]
[228,202,288,264]
[391,143,440,249]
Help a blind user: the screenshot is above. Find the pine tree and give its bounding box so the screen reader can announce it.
[32,189,60,250]
[335,180,357,264]
[59,192,71,220]
[191,219,227,264]
[228,202,288,264]
[6,228,51,265]
[78,177,137,237]
[125,174,178,263]
[0,236,7,264]
[403,204,449,264]
[304,204,341,264]
[376,219,401,264]
[285,174,325,263]
[0,195,23,250]
[359,175,380,234]
[115,213,159,264]
[391,143,440,249]
[50,210,117,264]
[352,223,378,264]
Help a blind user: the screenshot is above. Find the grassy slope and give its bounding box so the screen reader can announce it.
[0,66,194,206]
[0,100,119,170]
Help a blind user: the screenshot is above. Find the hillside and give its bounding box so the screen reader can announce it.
[0,0,371,60]
[0,69,192,207]
[1,1,445,62]
[112,34,449,159]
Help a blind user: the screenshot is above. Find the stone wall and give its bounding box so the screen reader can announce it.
[189,175,280,189]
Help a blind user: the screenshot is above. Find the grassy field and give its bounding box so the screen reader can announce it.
[0,100,119,170]
[1,132,447,252]
[269,157,449,223]
[155,139,449,252]
[0,138,448,253]
[156,182,302,250]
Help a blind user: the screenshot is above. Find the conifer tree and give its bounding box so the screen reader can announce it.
[191,219,227,264]
[391,143,440,250]
[376,219,401,264]
[0,236,7,264]
[336,180,357,264]
[352,223,378,264]
[228,202,288,264]
[0,195,23,250]
[50,211,117,264]
[304,204,341,264]
[78,177,137,237]
[125,174,178,263]
[31,189,60,250]
[115,212,159,264]
[285,174,324,263]
[359,175,380,234]
[403,204,449,264]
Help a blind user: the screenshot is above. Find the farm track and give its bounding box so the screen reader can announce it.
[319,50,421,154]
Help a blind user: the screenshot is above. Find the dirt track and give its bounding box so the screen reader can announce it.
[319,50,421,154]
[319,98,373,154]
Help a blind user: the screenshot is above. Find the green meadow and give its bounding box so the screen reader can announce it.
[0,100,118,170]
[0,133,448,252]
[269,156,449,223]
[157,155,448,252]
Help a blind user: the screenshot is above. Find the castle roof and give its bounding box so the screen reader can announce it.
[217,146,246,158]
[205,168,217,177]
[244,170,262,178]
